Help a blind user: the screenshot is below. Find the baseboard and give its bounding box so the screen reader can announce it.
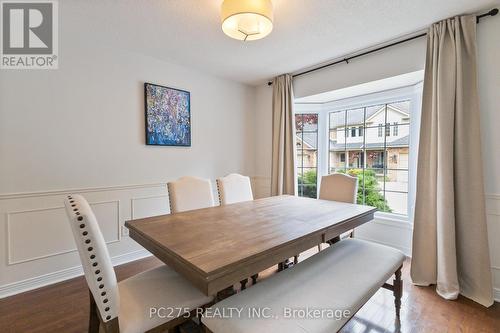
[0,249,152,299]
[494,288,500,303]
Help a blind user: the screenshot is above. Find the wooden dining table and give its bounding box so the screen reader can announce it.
[125,195,376,297]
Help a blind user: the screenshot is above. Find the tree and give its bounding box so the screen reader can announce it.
[295,114,318,131]
[297,169,317,198]
[338,169,392,212]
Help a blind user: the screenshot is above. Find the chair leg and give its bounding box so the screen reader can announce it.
[240,278,248,290]
[317,244,321,252]
[393,266,403,318]
[251,274,258,285]
[88,290,100,333]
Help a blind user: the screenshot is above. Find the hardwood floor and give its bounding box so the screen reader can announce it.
[1,249,499,333]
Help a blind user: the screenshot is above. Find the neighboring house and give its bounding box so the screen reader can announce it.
[329,103,410,183]
[296,129,317,169]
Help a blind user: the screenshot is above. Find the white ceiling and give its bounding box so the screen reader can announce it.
[67,0,498,86]
[295,71,424,104]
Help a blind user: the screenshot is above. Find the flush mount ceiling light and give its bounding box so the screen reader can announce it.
[221,0,273,41]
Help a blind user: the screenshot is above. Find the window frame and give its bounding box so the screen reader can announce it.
[294,84,423,223]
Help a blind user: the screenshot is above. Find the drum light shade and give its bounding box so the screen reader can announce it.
[221,0,273,41]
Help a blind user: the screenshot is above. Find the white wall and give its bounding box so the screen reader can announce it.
[253,17,500,301]
[0,6,256,296]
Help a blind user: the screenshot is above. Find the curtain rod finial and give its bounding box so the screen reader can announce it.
[268,81,273,86]
[491,8,499,16]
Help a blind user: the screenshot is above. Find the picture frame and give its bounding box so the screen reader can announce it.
[144,82,191,146]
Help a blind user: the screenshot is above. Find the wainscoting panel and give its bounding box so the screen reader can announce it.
[486,194,500,301]
[0,183,168,298]
[131,195,170,220]
[252,176,271,199]
[355,218,413,256]
[7,200,121,265]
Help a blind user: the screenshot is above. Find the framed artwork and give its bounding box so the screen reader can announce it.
[144,82,191,146]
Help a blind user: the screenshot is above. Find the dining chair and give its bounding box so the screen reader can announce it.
[319,173,359,247]
[167,176,215,213]
[64,194,213,333]
[216,173,257,288]
[216,173,253,205]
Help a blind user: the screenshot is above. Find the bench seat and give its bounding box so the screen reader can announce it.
[202,239,405,333]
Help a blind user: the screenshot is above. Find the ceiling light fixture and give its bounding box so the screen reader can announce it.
[221,0,273,41]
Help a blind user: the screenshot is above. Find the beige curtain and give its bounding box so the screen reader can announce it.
[271,74,296,196]
[411,15,493,307]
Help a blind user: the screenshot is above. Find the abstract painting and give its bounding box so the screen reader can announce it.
[145,82,191,146]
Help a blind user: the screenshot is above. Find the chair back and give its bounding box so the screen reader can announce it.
[216,173,253,205]
[64,194,119,323]
[167,176,215,213]
[319,173,358,204]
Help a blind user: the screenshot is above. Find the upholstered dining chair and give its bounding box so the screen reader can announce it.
[216,174,257,288]
[64,194,213,333]
[167,176,215,213]
[216,173,253,205]
[319,173,359,248]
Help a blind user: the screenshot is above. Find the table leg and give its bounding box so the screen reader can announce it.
[327,235,341,245]
[240,278,248,290]
[215,286,236,302]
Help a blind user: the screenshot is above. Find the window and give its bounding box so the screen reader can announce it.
[351,127,357,137]
[328,102,411,215]
[295,114,318,198]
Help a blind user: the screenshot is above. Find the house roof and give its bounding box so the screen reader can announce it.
[297,131,318,149]
[329,135,409,151]
[329,102,410,128]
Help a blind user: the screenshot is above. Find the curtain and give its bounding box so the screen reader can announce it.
[411,15,493,307]
[271,74,296,196]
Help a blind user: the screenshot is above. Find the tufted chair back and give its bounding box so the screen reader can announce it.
[167,176,215,213]
[64,194,119,323]
[216,173,253,205]
[319,173,358,204]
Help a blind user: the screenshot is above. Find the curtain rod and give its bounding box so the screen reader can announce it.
[267,8,498,86]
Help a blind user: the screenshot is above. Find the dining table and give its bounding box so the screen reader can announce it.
[125,195,377,297]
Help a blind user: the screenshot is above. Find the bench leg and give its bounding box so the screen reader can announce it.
[251,274,258,284]
[240,278,248,290]
[393,266,403,318]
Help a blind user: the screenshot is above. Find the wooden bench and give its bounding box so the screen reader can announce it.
[201,239,405,333]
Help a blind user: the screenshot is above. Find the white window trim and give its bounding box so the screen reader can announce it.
[294,84,423,224]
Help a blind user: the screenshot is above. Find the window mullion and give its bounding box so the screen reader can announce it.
[383,104,388,207]
[362,107,367,205]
